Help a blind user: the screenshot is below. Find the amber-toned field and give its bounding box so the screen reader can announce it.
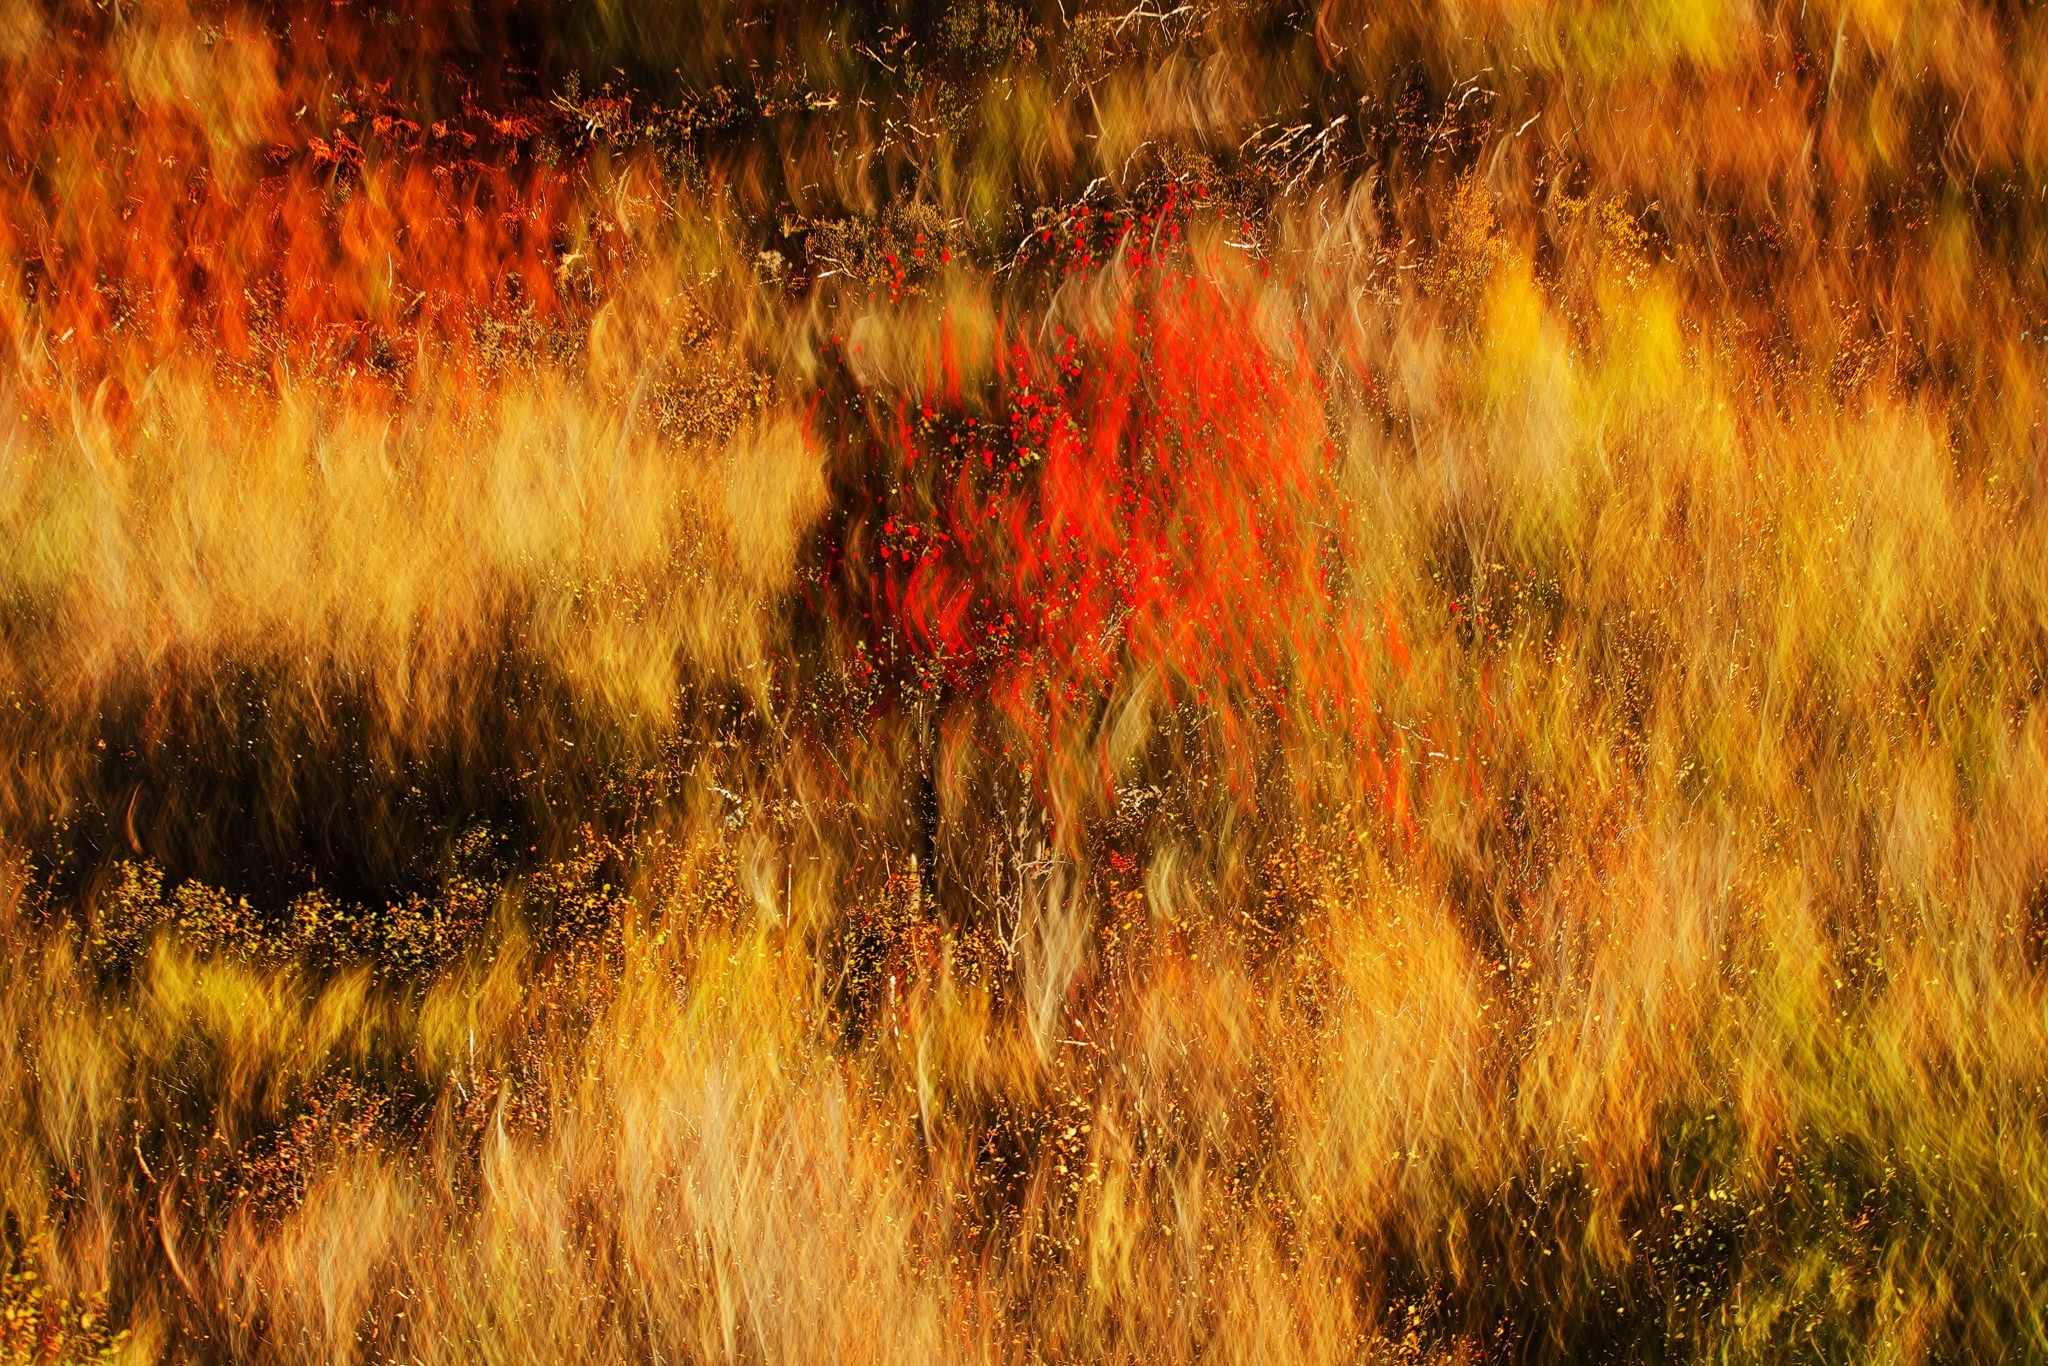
[3,1,2047,1360]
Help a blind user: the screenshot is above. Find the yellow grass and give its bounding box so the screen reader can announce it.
[3,0,2048,1360]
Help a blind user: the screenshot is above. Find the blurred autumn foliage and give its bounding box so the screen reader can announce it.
[4,0,2048,1361]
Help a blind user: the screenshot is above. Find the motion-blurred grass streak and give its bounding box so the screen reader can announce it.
[2,0,2048,1361]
